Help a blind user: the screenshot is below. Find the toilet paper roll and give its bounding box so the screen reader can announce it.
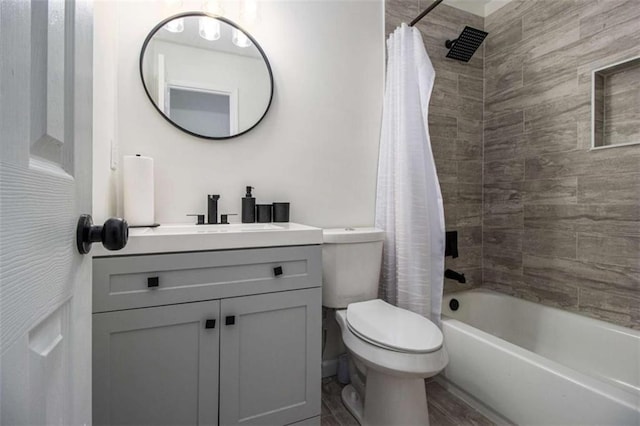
[123,155,155,226]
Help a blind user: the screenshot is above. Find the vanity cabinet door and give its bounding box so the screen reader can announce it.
[219,288,322,425]
[93,300,220,426]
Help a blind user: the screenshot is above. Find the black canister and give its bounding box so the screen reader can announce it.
[256,204,273,223]
[273,202,290,222]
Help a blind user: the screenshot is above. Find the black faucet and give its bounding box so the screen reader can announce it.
[445,269,466,283]
[208,194,220,224]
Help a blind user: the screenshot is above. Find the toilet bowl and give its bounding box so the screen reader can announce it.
[335,301,448,425]
[322,227,448,425]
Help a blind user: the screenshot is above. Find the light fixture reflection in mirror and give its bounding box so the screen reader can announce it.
[140,13,273,140]
[164,17,184,33]
[199,16,220,40]
[232,28,252,48]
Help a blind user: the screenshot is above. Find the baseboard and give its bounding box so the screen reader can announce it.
[434,376,514,426]
[322,359,338,378]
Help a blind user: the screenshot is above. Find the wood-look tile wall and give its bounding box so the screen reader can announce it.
[385,0,485,293]
[483,0,640,329]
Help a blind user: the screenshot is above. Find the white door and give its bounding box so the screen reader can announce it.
[1,0,94,424]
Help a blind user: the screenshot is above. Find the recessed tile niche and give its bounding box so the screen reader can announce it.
[592,56,640,149]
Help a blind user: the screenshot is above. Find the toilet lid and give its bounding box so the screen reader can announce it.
[346,299,443,354]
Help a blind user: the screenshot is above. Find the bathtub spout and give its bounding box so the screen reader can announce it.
[444,269,466,283]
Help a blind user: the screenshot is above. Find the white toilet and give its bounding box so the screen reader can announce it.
[323,228,448,426]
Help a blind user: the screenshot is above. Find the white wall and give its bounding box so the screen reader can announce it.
[93,0,384,229]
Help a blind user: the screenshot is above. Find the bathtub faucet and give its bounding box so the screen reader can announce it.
[445,269,466,283]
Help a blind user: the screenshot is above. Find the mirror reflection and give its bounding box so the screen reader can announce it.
[140,14,273,139]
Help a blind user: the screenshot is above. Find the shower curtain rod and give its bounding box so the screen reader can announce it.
[409,0,445,26]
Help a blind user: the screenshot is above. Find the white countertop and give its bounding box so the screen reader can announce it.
[92,222,323,257]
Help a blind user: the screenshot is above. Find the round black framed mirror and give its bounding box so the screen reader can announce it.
[139,13,274,140]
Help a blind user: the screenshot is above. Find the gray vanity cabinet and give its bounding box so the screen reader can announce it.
[92,245,322,426]
[92,300,220,426]
[219,288,321,425]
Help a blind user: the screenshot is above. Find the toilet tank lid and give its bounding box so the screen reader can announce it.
[323,227,385,244]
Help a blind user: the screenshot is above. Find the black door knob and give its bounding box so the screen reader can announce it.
[76,214,128,254]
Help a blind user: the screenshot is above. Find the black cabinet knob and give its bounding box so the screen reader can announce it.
[76,214,128,254]
[225,316,236,325]
[273,266,283,277]
[205,319,216,329]
[147,276,159,288]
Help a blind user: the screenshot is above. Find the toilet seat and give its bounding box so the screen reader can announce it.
[335,309,448,379]
[346,299,443,354]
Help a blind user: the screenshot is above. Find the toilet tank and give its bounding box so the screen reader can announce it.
[322,228,385,308]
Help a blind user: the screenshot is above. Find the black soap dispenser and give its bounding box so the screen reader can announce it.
[242,186,256,223]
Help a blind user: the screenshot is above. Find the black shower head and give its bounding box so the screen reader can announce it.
[445,26,488,62]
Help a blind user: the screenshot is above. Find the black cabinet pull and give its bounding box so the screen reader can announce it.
[225,316,236,325]
[205,319,216,329]
[273,266,283,277]
[147,276,159,288]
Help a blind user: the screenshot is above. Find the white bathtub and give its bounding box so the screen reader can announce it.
[440,289,640,426]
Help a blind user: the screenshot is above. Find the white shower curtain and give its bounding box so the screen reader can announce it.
[375,24,445,326]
